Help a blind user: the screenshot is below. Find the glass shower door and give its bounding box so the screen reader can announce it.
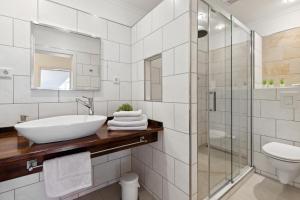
[208,9,232,195]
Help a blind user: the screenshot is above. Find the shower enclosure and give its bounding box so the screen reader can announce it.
[197,0,252,199]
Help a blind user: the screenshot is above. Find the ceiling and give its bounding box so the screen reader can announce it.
[211,0,300,29]
[51,0,163,26]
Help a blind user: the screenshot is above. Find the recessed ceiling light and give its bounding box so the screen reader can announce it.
[215,23,225,30]
[282,0,295,3]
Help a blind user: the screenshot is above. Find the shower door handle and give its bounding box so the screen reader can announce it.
[209,91,216,112]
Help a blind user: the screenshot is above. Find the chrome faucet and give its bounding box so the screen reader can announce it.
[76,96,94,115]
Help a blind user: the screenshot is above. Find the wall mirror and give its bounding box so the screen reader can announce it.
[144,54,162,101]
[31,23,101,90]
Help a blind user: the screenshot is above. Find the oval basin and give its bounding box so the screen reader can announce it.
[15,115,107,144]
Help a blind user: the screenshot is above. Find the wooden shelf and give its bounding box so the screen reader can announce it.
[0,119,163,182]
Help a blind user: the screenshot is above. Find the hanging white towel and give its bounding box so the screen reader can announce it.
[43,152,92,198]
[108,115,148,127]
[108,124,148,131]
[114,115,144,122]
[113,109,142,117]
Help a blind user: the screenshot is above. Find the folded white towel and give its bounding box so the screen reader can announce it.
[108,124,148,131]
[113,109,142,117]
[44,152,92,198]
[108,115,147,127]
[114,115,144,122]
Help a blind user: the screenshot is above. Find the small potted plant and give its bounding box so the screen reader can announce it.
[280,79,285,87]
[268,79,274,88]
[262,80,268,88]
[117,103,133,111]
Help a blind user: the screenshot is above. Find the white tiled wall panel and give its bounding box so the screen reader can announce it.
[131,0,192,198]
[0,0,134,199]
[38,0,76,31]
[254,88,300,188]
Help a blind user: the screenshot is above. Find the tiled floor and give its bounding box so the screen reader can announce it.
[222,173,300,200]
[77,183,155,200]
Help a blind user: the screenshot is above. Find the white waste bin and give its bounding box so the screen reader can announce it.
[119,173,140,200]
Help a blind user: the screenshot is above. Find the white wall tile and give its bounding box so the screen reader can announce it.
[0,46,30,75]
[0,16,13,46]
[143,29,162,58]
[107,62,131,82]
[174,103,189,133]
[260,100,293,120]
[152,0,174,31]
[0,190,14,200]
[163,179,189,200]
[0,0,37,21]
[132,40,143,62]
[253,117,276,137]
[135,145,153,167]
[120,82,132,100]
[254,89,276,100]
[0,103,38,127]
[0,79,13,104]
[107,22,131,45]
[58,90,93,102]
[15,181,57,200]
[163,13,189,50]
[174,160,189,194]
[39,102,77,118]
[163,128,189,163]
[136,13,152,41]
[14,19,30,48]
[39,0,77,31]
[121,156,131,175]
[132,81,144,101]
[163,74,189,103]
[153,102,174,129]
[92,155,108,166]
[254,152,275,174]
[277,120,300,142]
[14,76,58,103]
[93,159,121,186]
[119,44,131,63]
[174,0,190,18]
[0,174,39,194]
[77,12,108,39]
[162,48,174,76]
[174,43,190,74]
[153,148,175,183]
[93,81,119,101]
[145,166,163,199]
[132,157,145,184]
[102,40,119,62]
[108,149,131,161]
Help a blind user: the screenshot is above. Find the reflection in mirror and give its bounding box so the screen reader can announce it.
[31,23,101,90]
[144,54,162,101]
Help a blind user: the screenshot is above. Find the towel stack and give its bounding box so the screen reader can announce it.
[107,109,148,131]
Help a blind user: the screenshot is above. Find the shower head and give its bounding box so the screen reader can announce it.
[198,29,208,38]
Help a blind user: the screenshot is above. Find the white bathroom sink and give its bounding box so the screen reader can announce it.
[14,115,107,144]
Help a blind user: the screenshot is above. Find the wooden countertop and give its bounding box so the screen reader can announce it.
[0,119,163,182]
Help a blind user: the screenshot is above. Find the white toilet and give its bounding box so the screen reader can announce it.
[262,142,300,184]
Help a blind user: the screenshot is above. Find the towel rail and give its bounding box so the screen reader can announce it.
[26,136,147,172]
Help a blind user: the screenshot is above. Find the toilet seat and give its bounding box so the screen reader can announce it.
[262,142,300,163]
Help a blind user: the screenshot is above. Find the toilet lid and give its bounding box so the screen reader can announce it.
[262,142,300,162]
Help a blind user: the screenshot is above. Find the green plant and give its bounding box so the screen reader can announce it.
[268,79,274,85]
[117,103,133,112]
[280,79,285,85]
[262,80,267,86]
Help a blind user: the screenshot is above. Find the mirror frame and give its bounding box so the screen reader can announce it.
[30,22,102,91]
